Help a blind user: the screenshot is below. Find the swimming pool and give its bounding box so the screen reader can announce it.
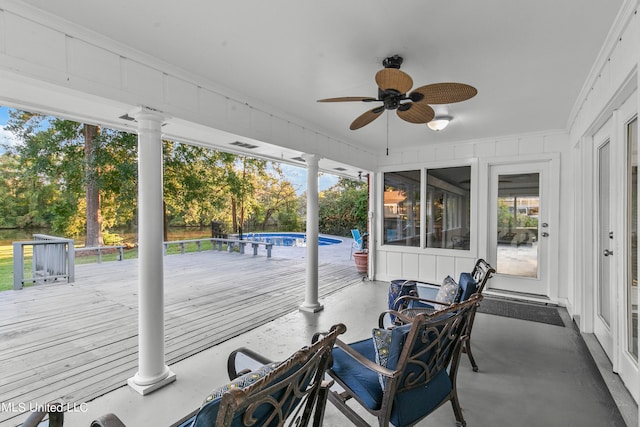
[242,232,342,247]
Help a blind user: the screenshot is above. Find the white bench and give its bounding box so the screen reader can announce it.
[210,238,274,258]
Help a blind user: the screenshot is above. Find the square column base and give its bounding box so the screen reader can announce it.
[127,370,176,396]
[299,304,324,313]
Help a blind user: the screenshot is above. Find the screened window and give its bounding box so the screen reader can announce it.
[426,166,471,250]
[383,171,420,247]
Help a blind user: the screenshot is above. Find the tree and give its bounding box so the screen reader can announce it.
[253,164,299,230]
[318,177,368,236]
[0,152,44,227]
[1,108,308,241]
[163,141,231,230]
[84,124,102,246]
[4,110,138,238]
[223,156,267,232]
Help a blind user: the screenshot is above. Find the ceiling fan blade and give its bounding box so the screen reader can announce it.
[350,107,385,130]
[375,68,413,93]
[396,102,435,124]
[317,96,378,102]
[411,83,477,104]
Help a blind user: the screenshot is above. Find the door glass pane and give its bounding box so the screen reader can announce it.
[383,171,420,247]
[599,142,611,327]
[496,173,539,277]
[425,166,471,250]
[628,118,638,359]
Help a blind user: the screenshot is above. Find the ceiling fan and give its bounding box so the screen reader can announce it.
[318,55,477,130]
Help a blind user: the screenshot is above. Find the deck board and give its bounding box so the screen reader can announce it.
[0,249,362,426]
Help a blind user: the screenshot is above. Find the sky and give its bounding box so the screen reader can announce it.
[0,106,339,194]
[0,107,17,149]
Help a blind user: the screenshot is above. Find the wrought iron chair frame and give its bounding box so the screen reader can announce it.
[85,324,347,427]
[385,259,495,372]
[328,296,482,427]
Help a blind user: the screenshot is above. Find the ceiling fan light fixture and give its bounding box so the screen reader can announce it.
[427,115,453,131]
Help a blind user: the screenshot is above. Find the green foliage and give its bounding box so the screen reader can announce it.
[318,177,368,237]
[163,141,230,227]
[249,164,300,231]
[497,204,538,229]
[3,110,137,236]
[102,230,124,246]
[0,107,348,250]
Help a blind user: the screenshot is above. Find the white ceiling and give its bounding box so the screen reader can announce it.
[16,0,623,158]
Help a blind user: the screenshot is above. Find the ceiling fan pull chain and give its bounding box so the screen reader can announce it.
[386,113,389,156]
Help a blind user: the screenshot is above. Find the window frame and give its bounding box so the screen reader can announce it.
[378,159,478,258]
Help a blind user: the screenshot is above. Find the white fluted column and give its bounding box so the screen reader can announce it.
[127,107,176,395]
[300,154,323,312]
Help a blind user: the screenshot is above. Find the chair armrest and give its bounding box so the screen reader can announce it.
[21,411,48,427]
[227,347,274,379]
[333,338,396,379]
[90,413,127,427]
[378,309,415,327]
[395,295,446,308]
[21,403,63,427]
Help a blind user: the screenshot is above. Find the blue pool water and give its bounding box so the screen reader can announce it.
[242,232,342,247]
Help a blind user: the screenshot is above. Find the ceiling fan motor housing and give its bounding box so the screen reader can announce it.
[379,89,402,110]
[382,55,403,69]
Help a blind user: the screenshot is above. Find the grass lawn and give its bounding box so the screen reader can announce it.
[0,239,225,292]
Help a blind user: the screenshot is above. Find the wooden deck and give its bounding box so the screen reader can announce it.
[0,249,363,426]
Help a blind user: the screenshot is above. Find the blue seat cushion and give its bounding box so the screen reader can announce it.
[331,338,384,410]
[333,328,453,427]
[390,369,452,426]
[457,272,478,302]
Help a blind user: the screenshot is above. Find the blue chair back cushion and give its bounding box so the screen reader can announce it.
[457,272,478,302]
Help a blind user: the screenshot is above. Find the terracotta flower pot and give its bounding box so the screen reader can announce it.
[353,251,368,275]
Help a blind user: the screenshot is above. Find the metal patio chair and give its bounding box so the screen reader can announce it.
[327,296,481,427]
[384,259,495,372]
[26,324,346,427]
[350,229,367,259]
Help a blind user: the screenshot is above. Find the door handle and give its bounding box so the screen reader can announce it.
[603,249,614,256]
[541,232,549,237]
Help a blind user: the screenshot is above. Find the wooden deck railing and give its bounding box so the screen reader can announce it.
[13,234,75,290]
[75,245,125,263]
[12,236,277,290]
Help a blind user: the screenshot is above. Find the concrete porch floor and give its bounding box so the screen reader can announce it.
[61,278,635,427]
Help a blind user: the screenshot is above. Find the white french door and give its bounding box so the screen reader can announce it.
[615,95,638,402]
[487,160,556,296]
[594,120,615,360]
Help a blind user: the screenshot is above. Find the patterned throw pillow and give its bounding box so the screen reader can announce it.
[372,328,393,388]
[202,362,280,405]
[371,324,412,389]
[433,275,459,310]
